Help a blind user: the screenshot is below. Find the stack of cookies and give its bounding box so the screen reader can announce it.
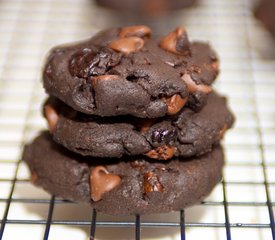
[23,26,234,215]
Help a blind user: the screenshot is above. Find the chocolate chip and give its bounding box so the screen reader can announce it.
[175,29,191,55]
[119,25,152,38]
[69,48,96,78]
[210,52,219,74]
[90,166,121,202]
[162,94,187,115]
[91,75,121,89]
[69,48,121,78]
[144,171,164,194]
[31,171,38,184]
[211,60,219,74]
[109,37,144,54]
[139,119,156,133]
[92,74,120,82]
[130,160,145,171]
[44,104,59,133]
[152,129,176,144]
[181,73,212,93]
[219,124,228,140]
[159,27,191,55]
[145,145,176,160]
[204,59,219,76]
[189,65,201,74]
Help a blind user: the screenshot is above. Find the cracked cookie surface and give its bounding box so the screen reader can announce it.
[43,91,234,159]
[43,25,219,118]
[23,132,224,215]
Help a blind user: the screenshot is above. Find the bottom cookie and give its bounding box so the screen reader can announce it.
[23,132,224,215]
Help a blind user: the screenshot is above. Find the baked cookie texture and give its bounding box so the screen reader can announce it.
[43,26,219,118]
[43,91,234,159]
[254,0,275,37]
[23,132,224,215]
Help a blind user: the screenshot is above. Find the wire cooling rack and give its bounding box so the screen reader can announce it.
[1,0,275,239]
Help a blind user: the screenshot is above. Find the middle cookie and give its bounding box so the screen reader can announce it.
[44,91,234,160]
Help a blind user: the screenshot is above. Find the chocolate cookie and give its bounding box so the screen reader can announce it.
[43,91,234,160]
[255,0,275,37]
[43,26,219,118]
[23,132,224,215]
[95,0,196,15]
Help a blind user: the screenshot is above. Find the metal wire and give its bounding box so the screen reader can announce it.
[0,0,275,239]
[89,209,97,240]
[135,215,140,240]
[180,210,186,240]
[222,179,232,240]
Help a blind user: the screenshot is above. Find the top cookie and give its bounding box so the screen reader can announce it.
[43,25,219,118]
